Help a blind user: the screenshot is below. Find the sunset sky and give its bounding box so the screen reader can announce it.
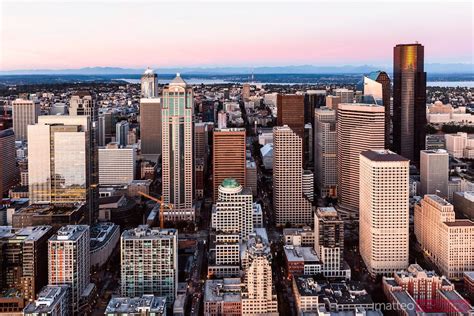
[0,0,472,70]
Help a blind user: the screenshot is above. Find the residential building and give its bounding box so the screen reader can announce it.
[121,226,178,304]
[23,285,69,316]
[49,225,90,315]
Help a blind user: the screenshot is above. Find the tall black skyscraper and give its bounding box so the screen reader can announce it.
[393,43,427,162]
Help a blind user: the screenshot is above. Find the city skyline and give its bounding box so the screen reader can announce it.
[1,1,472,70]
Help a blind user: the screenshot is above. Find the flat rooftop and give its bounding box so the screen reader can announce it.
[360,149,409,162]
[50,225,88,242]
[285,246,320,263]
[122,225,177,240]
[204,278,241,303]
[90,222,119,250]
[16,202,84,215]
[444,219,474,227]
[105,295,166,313]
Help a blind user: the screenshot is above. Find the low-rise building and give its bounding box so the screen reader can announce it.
[283,226,315,247]
[23,285,69,316]
[204,278,242,316]
[452,191,474,219]
[90,222,120,268]
[292,276,375,314]
[12,203,85,230]
[104,295,167,315]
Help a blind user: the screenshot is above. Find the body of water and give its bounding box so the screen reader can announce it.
[118,78,474,87]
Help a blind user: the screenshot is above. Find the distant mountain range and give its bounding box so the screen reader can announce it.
[1,63,473,75]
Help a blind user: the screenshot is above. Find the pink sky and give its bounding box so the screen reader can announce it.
[0,1,472,70]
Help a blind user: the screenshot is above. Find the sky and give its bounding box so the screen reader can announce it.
[0,0,472,70]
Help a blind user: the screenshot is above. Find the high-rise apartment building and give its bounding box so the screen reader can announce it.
[12,98,40,141]
[28,116,96,221]
[121,226,178,304]
[141,68,158,98]
[0,129,18,196]
[363,71,391,147]
[99,143,136,185]
[213,128,246,201]
[0,226,52,302]
[420,149,449,198]
[48,225,90,315]
[115,120,129,147]
[276,94,305,144]
[359,150,409,276]
[393,43,427,162]
[273,125,312,226]
[414,195,474,279]
[337,103,385,216]
[314,207,344,277]
[314,107,337,198]
[162,74,194,220]
[140,98,162,159]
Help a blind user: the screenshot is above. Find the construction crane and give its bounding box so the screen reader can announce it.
[138,192,173,229]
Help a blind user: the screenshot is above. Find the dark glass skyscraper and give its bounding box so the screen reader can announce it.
[393,43,427,162]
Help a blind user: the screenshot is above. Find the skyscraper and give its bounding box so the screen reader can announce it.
[115,120,129,147]
[141,68,158,98]
[28,116,95,222]
[337,103,385,216]
[363,71,391,147]
[99,143,136,185]
[276,94,305,143]
[69,91,99,222]
[241,233,278,315]
[12,98,40,141]
[121,226,178,304]
[140,98,162,159]
[213,128,246,201]
[314,107,337,198]
[393,43,427,162]
[420,149,449,198]
[69,91,97,121]
[314,207,344,278]
[359,150,409,276]
[48,225,90,315]
[212,178,254,240]
[162,74,194,220]
[273,125,312,226]
[0,128,18,196]
[333,88,354,104]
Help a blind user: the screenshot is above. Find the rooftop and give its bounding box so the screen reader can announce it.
[204,278,241,303]
[122,225,177,240]
[360,149,409,162]
[50,225,89,242]
[17,202,84,216]
[294,276,374,306]
[90,222,119,250]
[23,285,68,313]
[284,246,320,263]
[105,295,166,313]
